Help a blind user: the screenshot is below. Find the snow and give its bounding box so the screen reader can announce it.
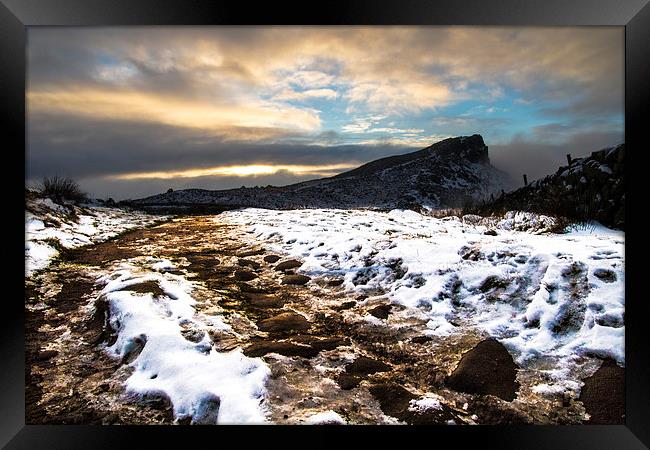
[304,410,347,424]
[408,395,443,413]
[98,258,270,424]
[222,208,625,385]
[25,197,163,276]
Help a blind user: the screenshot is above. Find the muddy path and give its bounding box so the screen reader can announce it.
[25,216,615,425]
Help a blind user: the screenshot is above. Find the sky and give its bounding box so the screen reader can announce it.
[26,26,624,200]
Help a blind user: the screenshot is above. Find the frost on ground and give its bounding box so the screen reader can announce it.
[97,257,270,424]
[222,208,625,390]
[25,196,163,276]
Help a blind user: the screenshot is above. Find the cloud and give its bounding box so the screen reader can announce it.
[26,26,624,198]
[490,129,624,182]
[273,88,339,101]
[28,87,322,138]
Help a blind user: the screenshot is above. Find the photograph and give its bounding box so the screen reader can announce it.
[24,25,626,426]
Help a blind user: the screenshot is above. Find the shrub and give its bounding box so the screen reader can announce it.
[39,176,88,202]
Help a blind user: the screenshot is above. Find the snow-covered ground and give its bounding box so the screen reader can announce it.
[96,257,271,424]
[25,197,163,276]
[222,208,625,389]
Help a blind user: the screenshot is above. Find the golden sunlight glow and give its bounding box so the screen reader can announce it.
[27,88,321,135]
[109,163,359,180]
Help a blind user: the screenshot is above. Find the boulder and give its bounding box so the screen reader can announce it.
[275,259,302,271]
[446,338,519,401]
[579,358,625,424]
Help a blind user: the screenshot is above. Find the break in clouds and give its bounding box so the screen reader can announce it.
[27,26,624,199]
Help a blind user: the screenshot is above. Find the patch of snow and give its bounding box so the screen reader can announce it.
[408,395,443,413]
[304,410,347,424]
[98,258,270,424]
[25,197,164,276]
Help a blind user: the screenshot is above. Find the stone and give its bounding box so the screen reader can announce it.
[237,249,264,257]
[243,341,318,358]
[264,255,281,263]
[579,358,624,424]
[281,274,311,285]
[337,374,362,390]
[234,270,257,281]
[245,293,285,308]
[336,301,356,310]
[446,338,519,401]
[275,259,302,271]
[291,335,349,351]
[368,383,417,417]
[593,268,617,283]
[345,356,391,375]
[368,304,391,320]
[192,394,221,425]
[328,278,345,287]
[120,281,166,298]
[258,312,311,333]
[238,258,261,270]
[121,334,147,364]
[36,350,58,361]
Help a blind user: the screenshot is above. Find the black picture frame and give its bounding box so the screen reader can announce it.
[4,0,649,448]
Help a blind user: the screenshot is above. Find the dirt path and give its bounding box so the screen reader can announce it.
[25,216,609,425]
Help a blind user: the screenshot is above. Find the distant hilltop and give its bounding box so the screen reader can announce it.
[130,135,516,212]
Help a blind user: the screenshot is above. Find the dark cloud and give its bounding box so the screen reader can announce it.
[26,113,412,199]
[490,130,624,183]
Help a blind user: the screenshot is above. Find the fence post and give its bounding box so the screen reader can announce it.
[523,174,528,186]
[566,154,572,165]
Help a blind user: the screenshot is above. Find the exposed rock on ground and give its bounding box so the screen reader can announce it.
[446,338,520,402]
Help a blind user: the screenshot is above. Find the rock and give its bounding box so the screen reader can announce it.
[237,249,264,257]
[478,275,509,293]
[245,293,285,308]
[282,274,311,285]
[258,312,311,333]
[264,255,281,263]
[234,270,257,281]
[579,358,624,424]
[345,356,391,375]
[36,350,58,361]
[121,334,147,364]
[369,383,456,425]
[243,340,318,358]
[484,229,498,236]
[467,396,531,424]
[337,301,356,310]
[238,258,261,270]
[291,335,349,351]
[120,281,167,298]
[139,390,173,413]
[411,336,433,344]
[593,268,617,283]
[446,338,519,401]
[181,329,205,343]
[368,304,391,320]
[275,259,302,271]
[337,374,362,390]
[192,394,221,425]
[368,383,417,417]
[327,278,345,287]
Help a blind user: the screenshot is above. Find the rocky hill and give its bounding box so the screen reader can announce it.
[130,135,515,212]
[468,144,624,229]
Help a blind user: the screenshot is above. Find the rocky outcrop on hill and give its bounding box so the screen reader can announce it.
[130,135,515,211]
[469,144,624,229]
